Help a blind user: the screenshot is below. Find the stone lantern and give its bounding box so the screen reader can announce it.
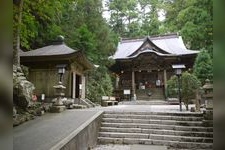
[202,79,213,124]
[202,79,213,109]
[172,64,186,111]
[53,84,66,105]
[50,83,66,113]
[50,64,67,113]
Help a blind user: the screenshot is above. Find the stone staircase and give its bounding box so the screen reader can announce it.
[136,88,165,100]
[98,111,213,149]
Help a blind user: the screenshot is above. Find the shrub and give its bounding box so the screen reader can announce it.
[86,66,113,104]
[167,71,201,110]
[182,72,201,110]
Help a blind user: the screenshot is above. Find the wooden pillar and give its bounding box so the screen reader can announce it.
[72,72,76,99]
[81,75,86,99]
[163,69,167,97]
[131,70,136,100]
[115,75,119,89]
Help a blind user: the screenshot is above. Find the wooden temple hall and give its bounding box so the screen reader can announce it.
[20,36,93,101]
[110,33,199,101]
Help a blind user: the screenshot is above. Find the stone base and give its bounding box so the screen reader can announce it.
[50,105,66,113]
[203,109,213,120]
[70,104,87,109]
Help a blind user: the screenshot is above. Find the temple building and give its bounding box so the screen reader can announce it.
[110,33,199,100]
[20,36,93,101]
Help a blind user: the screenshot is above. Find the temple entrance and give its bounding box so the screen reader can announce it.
[75,74,81,98]
[135,70,165,100]
[136,70,158,89]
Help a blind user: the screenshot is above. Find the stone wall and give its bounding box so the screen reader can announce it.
[50,111,103,150]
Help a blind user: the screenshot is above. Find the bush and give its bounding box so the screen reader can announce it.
[182,72,201,110]
[167,71,201,110]
[86,66,113,104]
[167,75,178,98]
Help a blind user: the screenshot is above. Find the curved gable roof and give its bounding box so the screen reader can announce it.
[112,33,198,59]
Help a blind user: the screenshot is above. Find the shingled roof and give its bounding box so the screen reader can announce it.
[20,43,77,57]
[20,36,93,70]
[113,33,199,59]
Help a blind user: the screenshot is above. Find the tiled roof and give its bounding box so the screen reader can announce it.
[113,33,199,59]
[20,43,77,57]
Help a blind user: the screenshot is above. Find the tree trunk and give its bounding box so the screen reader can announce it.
[13,0,24,66]
[185,103,189,111]
[195,89,201,112]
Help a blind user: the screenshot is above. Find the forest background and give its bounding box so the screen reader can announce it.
[13,0,213,103]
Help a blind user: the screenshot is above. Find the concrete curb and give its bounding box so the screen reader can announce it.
[50,110,104,150]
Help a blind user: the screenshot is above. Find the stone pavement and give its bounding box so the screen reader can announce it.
[92,144,167,150]
[13,109,100,150]
[92,103,199,113]
[13,103,202,150]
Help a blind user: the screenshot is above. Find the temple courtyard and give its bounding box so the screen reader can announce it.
[13,102,212,150]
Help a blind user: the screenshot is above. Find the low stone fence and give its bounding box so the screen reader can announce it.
[50,111,103,150]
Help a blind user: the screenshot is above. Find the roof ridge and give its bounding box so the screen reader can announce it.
[121,38,145,43]
[121,33,178,43]
[149,33,178,40]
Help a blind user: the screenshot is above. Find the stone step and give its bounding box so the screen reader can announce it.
[102,118,203,126]
[119,100,168,105]
[99,132,149,139]
[138,94,164,97]
[100,127,213,138]
[104,111,203,117]
[99,132,213,143]
[98,137,213,149]
[137,95,165,98]
[103,114,203,121]
[149,134,213,143]
[101,123,213,132]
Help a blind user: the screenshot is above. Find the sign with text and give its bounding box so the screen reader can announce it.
[124,89,131,95]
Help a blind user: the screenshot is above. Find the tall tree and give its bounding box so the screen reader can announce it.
[107,0,139,37]
[140,0,161,36]
[107,0,162,38]
[163,0,213,56]
[193,49,213,84]
[13,0,24,65]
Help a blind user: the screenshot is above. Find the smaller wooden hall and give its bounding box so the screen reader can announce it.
[20,36,93,101]
[110,33,199,100]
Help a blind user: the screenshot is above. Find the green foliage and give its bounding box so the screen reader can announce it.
[181,72,201,110]
[106,0,212,56]
[193,49,213,84]
[167,75,178,98]
[13,0,118,103]
[167,71,201,110]
[87,67,113,104]
[14,0,66,50]
[107,0,162,37]
[68,24,97,61]
[163,0,213,53]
